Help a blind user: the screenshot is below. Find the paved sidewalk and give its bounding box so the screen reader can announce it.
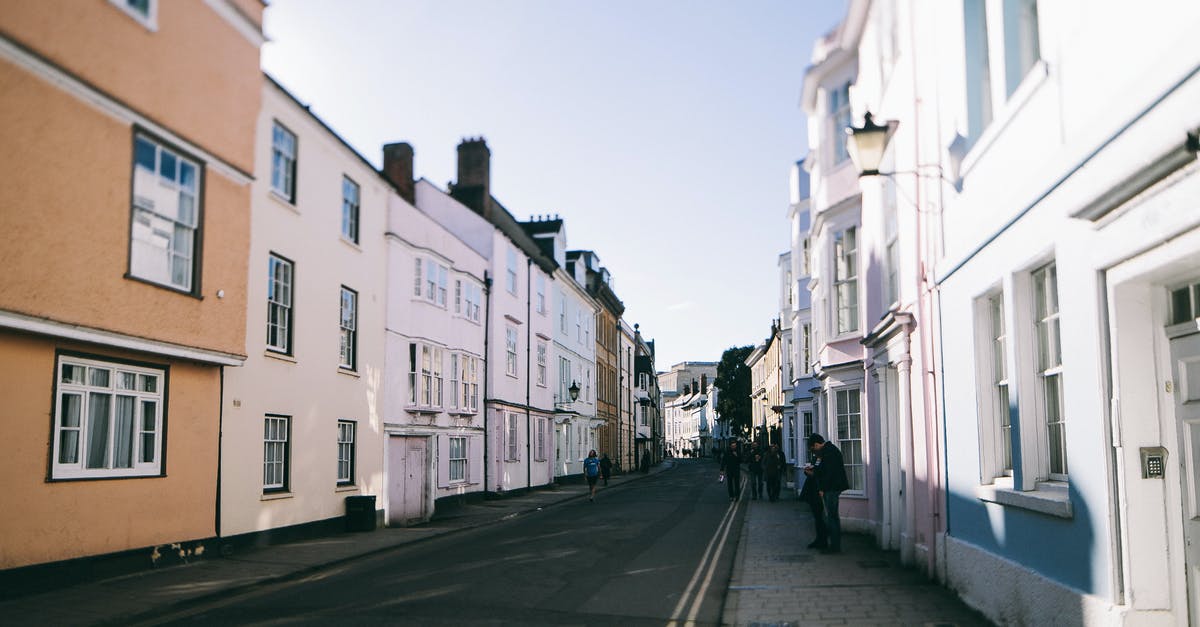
[0,463,671,627]
[722,490,991,627]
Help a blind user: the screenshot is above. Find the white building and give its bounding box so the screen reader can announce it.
[220,76,389,539]
[788,160,819,484]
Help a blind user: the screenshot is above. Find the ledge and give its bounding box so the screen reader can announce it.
[260,491,294,502]
[977,478,1073,519]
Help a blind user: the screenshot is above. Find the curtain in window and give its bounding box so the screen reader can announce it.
[86,392,111,469]
[113,395,136,469]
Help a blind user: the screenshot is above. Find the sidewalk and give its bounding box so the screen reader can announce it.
[722,490,990,627]
[0,463,671,627]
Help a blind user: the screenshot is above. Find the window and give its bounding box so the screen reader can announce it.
[801,238,811,276]
[982,290,1013,478]
[341,176,359,244]
[267,254,294,353]
[576,309,583,342]
[337,420,355,485]
[835,388,864,491]
[110,0,156,29]
[465,355,479,412]
[263,415,290,492]
[413,258,422,297]
[432,346,444,407]
[535,418,547,461]
[271,122,297,202]
[559,294,568,333]
[802,410,816,464]
[537,341,547,387]
[51,356,164,479]
[559,357,571,404]
[464,282,482,322]
[416,257,450,307]
[963,0,1042,142]
[449,436,467,482]
[536,274,546,314]
[506,412,520,460]
[829,82,852,165]
[834,227,859,334]
[506,247,518,295]
[408,343,419,405]
[449,353,460,410]
[455,280,462,315]
[801,323,812,374]
[438,266,448,307]
[130,134,199,292]
[1169,279,1200,324]
[1033,262,1066,479]
[885,238,899,306]
[339,287,357,370]
[421,345,433,405]
[506,326,518,377]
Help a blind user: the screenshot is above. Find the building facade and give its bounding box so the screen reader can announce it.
[0,0,263,572]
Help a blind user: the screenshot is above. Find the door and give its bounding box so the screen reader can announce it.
[1171,331,1200,624]
[387,436,428,526]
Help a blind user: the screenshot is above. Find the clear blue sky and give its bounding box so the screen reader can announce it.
[261,0,846,370]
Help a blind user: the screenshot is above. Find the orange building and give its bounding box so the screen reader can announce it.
[0,0,263,575]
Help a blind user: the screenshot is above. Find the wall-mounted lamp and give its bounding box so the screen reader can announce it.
[846,111,899,177]
[569,381,581,402]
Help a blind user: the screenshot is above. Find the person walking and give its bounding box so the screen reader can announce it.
[583,450,601,502]
[800,461,828,548]
[640,449,651,473]
[720,440,743,502]
[747,450,764,500]
[764,443,785,502]
[807,434,850,553]
[599,453,613,486]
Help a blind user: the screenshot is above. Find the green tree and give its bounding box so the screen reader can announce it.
[714,345,753,439]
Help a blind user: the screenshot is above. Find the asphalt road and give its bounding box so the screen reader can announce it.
[153,458,745,626]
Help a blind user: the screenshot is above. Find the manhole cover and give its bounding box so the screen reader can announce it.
[857,560,890,568]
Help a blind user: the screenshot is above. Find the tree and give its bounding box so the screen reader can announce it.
[714,345,754,440]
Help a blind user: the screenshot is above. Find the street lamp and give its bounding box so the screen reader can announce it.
[846,111,898,177]
[568,380,580,402]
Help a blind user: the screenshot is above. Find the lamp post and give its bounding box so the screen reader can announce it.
[845,111,898,177]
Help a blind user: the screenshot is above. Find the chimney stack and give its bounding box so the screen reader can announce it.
[382,142,415,205]
[456,137,491,196]
[701,374,708,394]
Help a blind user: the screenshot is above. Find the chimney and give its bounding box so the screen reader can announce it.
[701,374,708,394]
[456,137,490,196]
[382,142,415,205]
[692,378,698,394]
[683,384,691,396]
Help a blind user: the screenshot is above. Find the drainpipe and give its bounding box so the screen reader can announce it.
[482,271,492,494]
[526,257,533,491]
[215,366,224,538]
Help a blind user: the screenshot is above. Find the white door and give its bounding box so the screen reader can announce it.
[1170,331,1200,624]
[387,436,428,526]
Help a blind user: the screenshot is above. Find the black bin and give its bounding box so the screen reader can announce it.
[344,495,377,532]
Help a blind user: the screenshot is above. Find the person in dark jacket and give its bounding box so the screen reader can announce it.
[747,450,764,499]
[720,440,743,502]
[808,433,850,553]
[800,461,828,547]
[763,443,785,502]
[599,453,613,486]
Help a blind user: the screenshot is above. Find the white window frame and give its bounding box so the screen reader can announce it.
[130,133,200,293]
[559,294,568,333]
[271,121,297,202]
[466,355,479,412]
[834,227,859,335]
[432,346,444,408]
[535,418,547,461]
[559,356,571,404]
[51,355,165,479]
[337,420,356,485]
[449,436,468,482]
[963,0,1044,144]
[267,254,294,354]
[449,353,460,410]
[505,326,518,377]
[339,286,357,370]
[974,288,1013,483]
[536,341,547,387]
[536,274,546,314]
[506,247,518,295]
[800,323,812,374]
[454,279,463,315]
[506,412,520,461]
[1032,262,1066,480]
[263,415,290,492]
[834,387,864,493]
[109,0,157,30]
[341,176,359,244]
[408,343,419,406]
[829,82,852,166]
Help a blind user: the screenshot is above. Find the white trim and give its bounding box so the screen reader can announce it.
[203,0,266,47]
[0,34,252,186]
[975,477,1073,518]
[0,310,244,366]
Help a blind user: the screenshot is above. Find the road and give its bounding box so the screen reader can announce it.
[151,459,744,626]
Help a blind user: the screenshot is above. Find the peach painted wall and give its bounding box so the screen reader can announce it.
[0,0,261,173]
[0,331,220,569]
[0,58,250,357]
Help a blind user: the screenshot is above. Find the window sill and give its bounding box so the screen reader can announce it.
[337,367,360,378]
[405,406,441,415]
[448,410,478,417]
[976,478,1072,518]
[339,236,362,252]
[268,190,299,212]
[960,60,1050,178]
[264,350,297,364]
[261,491,293,501]
[335,484,360,493]
[123,273,202,300]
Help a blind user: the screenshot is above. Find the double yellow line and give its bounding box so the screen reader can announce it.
[666,476,744,626]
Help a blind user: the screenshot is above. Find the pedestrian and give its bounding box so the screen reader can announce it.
[800,460,828,548]
[720,440,743,502]
[583,449,601,502]
[748,450,764,499]
[599,453,613,486]
[764,443,785,502]
[640,449,650,473]
[807,434,850,553]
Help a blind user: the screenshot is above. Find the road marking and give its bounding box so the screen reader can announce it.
[665,476,744,627]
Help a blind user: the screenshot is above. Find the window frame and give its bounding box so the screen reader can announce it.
[50,353,167,480]
[974,287,1014,483]
[270,121,298,203]
[506,247,518,295]
[341,175,360,245]
[505,326,519,377]
[267,253,295,355]
[536,273,546,315]
[127,130,203,296]
[263,414,291,493]
[506,412,520,461]
[834,227,859,335]
[449,436,468,482]
[337,420,356,486]
[1031,262,1066,481]
[828,81,852,166]
[338,286,358,371]
[536,340,547,387]
[834,386,864,493]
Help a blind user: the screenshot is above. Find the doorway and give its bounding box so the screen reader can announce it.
[387,435,428,526]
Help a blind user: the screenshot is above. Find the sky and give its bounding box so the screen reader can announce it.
[260,0,847,370]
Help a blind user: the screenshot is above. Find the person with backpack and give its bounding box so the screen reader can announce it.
[583,450,601,502]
